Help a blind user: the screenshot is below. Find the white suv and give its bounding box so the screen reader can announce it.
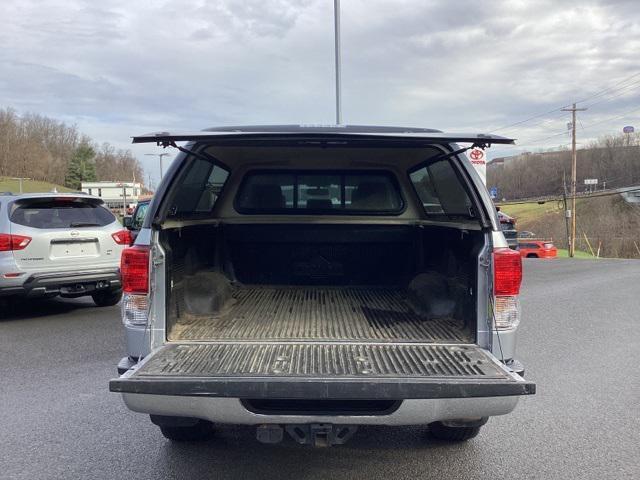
[0,192,128,306]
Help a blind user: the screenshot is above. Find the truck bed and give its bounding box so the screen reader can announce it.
[169,285,471,343]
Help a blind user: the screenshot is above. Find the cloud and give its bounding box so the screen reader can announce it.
[1,0,639,184]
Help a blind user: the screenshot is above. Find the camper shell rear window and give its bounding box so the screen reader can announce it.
[235,170,404,215]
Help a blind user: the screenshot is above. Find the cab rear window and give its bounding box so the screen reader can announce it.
[235,171,404,214]
[10,198,115,229]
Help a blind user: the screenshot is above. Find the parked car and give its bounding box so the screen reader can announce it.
[0,193,129,306]
[110,125,535,446]
[517,230,536,239]
[123,199,150,243]
[497,210,518,249]
[519,240,558,258]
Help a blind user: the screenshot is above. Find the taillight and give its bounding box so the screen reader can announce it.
[112,229,133,246]
[121,246,149,294]
[0,234,32,252]
[493,247,522,296]
[493,247,522,331]
[121,245,150,327]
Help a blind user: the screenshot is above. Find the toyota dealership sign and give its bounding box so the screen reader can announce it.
[468,148,487,185]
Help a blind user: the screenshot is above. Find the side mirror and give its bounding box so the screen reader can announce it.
[123,216,133,228]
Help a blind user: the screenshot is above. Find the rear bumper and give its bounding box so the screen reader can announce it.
[0,268,121,297]
[120,394,522,426]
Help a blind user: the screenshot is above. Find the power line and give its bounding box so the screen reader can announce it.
[516,105,640,147]
[517,129,570,146]
[490,106,569,134]
[581,79,640,109]
[579,105,640,131]
[575,71,640,105]
[495,111,571,137]
[490,71,640,135]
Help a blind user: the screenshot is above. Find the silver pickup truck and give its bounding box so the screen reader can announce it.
[110,125,534,446]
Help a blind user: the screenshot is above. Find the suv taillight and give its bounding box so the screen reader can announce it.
[121,246,149,294]
[112,229,133,246]
[493,247,522,330]
[0,234,32,252]
[121,246,150,327]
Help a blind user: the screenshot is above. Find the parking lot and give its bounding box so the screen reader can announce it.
[1,259,638,480]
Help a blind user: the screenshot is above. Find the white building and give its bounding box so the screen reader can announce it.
[81,181,142,209]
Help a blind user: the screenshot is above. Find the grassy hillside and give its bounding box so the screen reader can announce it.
[501,201,563,223]
[0,177,72,194]
[500,194,640,259]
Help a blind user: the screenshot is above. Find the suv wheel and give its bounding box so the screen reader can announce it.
[428,419,486,441]
[159,421,215,442]
[92,289,122,307]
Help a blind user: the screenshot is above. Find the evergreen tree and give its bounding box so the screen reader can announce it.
[65,143,97,189]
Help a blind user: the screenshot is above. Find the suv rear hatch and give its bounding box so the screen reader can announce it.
[9,196,122,272]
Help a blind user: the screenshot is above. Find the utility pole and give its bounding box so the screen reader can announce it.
[562,170,571,251]
[334,0,342,124]
[145,153,171,180]
[561,103,587,257]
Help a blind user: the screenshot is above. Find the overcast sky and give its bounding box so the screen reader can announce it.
[2,0,639,186]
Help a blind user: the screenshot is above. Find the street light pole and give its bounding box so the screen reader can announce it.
[145,153,170,181]
[334,0,342,125]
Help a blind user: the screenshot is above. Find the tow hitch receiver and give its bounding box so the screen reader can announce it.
[256,424,358,446]
[286,424,358,447]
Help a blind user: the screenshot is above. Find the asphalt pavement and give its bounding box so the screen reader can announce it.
[1,259,639,479]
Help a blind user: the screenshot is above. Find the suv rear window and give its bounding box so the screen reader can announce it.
[235,171,404,214]
[10,198,115,229]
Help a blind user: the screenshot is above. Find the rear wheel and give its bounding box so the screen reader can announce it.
[428,419,486,442]
[92,289,122,307]
[158,421,215,442]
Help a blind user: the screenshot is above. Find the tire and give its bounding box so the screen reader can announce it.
[159,420,215,442]
[428,421,483,442]
[92,289,122,307]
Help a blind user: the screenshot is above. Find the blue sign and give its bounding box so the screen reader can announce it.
[623,126,634,134]
[490,187,498,199]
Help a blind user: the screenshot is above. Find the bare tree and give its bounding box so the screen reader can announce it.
[0,107,144,188]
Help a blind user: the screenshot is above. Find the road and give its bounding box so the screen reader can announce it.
[1,259,639,480]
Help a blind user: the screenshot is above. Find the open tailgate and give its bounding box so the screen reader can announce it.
[110,343,534,399]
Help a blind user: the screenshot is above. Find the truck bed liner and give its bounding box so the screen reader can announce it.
[171,286,470,343]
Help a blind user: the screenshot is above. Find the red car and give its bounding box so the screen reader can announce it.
[519,240,558,258]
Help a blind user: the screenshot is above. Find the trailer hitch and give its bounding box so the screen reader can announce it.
[286,424,358,447]
[256,424,358,447]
